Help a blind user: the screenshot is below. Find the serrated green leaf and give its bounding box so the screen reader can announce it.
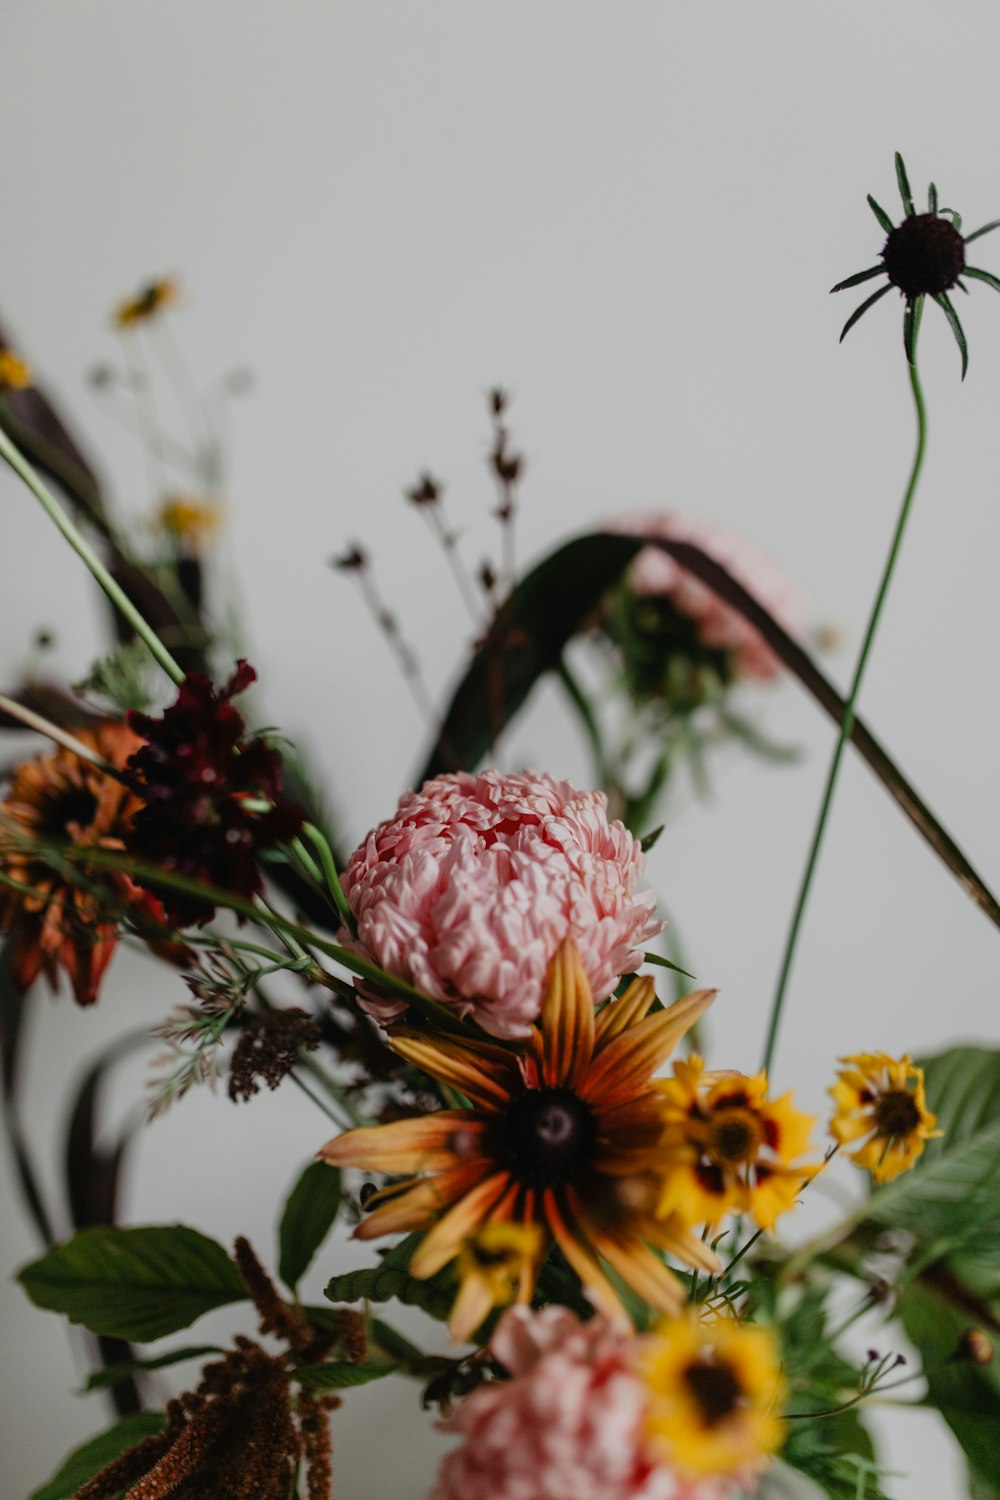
[27,1412,165,1500]
[81,1343,223,1392]
[369,1316,426,1365]
[278,1160,342,1291]
[18,1224,247,1341]
[324,1234,455,1321]
[295,1358,399,1389]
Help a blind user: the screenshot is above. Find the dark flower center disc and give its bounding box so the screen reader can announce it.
[501,1087,597,1185]
[684,1359,743,1426]
[873,1088,922,1139]
[883,214,965,298]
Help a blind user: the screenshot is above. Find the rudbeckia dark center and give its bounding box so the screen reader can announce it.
[501,1087,597,1185]
[883,214,965,298]
[684,1358,743,1426]
[708,1109,762,1165]
[873,1088,921,1138]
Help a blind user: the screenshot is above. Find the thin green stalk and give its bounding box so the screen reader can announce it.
[300,822,354,932]
[0,692,125,775]
[762,300,928,1077]
[0,424,184,687]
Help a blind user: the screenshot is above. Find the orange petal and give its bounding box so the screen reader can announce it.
[390,1031,519,1109]
[448,1275,497,1345]
[410,1172,512,1278]
[643,1214,722,1274]
[581,989,716,1106]
[540,939,596,1087]
[353,1179,445,1239]
[318,1111,482,1174]
[595,975,657,1046]
[585,1225,684,1315]
[542,1187,625,1322]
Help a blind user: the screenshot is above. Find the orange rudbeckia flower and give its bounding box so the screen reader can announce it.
[320,940,718,1334]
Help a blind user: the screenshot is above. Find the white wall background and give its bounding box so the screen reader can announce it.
[2,3,1000,1496]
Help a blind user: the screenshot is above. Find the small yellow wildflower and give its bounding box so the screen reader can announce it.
[829,1052,941,1184]
[114,278,179,328]
[640,1311,785,1481]
[157,495,221,550]
[0,348,32,391]
[450,1221,543,1343]
[656,1056,820,1231]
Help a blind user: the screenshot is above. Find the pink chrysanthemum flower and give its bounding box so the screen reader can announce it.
[431,1306,731,1500]
[342,770,662,1038]
[607,512,806,681]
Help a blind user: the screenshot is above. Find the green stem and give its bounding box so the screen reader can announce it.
[0,424,184,687]
[762,299,928,1076]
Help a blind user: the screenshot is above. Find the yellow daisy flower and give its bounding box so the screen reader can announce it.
[320,940,720,1335]
[656,1056,820,1231]
[640,1311,786,1480]
[450,1222,544,1343]
[829,1052,941,1184]
[157,494,221,550]
[0,348,32,391]
[114,278,179,328]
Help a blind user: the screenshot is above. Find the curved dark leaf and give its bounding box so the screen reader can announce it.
[294,1359,398,1390]
[420,531,1000,935]
[277,1159,342,1292]
[0,937,57,1246]
[0,311,109,537]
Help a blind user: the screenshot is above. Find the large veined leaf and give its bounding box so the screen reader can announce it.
[27,1411,165,1500]
[277,1159,342,1291]
[900,1282,1000,1498]
[418,531,1000,936]
[863,1116,1000,1257]
[294,1359,399,1390]
[17,1224,247,1341]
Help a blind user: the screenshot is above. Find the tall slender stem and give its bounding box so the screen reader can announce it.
[0,425,185,687]
[761,300,928,1076]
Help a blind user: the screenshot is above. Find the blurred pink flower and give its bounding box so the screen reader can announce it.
[608,512,806,680]
[342,770,662,1038]
[431,1307,728,1500]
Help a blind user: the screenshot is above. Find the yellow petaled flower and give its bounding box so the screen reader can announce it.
[114,278,179,328]
[0,348,32,390]
[641,1312,785,1480]
[450,1222,544,1343]
[656,1056,820,1231]
[157,495,221,549]
[829,1052,941,1184]
[320,940,720,1336]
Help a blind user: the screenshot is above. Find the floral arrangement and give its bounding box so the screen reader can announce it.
[2,156,1000,1500]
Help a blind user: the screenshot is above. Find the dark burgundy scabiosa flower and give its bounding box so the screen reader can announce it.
[126,660,304,927]
[831,152,1000,377]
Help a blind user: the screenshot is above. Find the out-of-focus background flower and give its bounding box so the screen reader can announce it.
[3,4,1000,1495]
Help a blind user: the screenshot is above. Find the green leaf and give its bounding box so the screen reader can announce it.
[864,1116,1000,1258]
[295,1358,399,1390]
[639,824,664,853]
[369,1316,427,1365]
[27,1412,165,1500]
[903,294,921,365]
[900,1281,1000,1495]
[866,194,895,234]
[643,950,695,980]
[934,291,968,378]
[829,265,885,294]
[18,1224,247,1341]
[895,151,915,216]
[81,1343,223,1392]
[278,1159,343,1291]
[964,218,1000,245]
[928,181,938,213]
[964,265,1000,295]
[324,1234,454,1321]
[838,284,892,344]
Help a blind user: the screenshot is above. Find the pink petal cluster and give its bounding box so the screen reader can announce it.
[608,511,807,680]
[431,1307,727,1500]
[342,770,662,1039]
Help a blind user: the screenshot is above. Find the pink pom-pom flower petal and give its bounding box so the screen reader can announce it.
[342,771,663,1039]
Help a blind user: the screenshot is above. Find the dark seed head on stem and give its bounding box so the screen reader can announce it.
[883,214,965,298]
